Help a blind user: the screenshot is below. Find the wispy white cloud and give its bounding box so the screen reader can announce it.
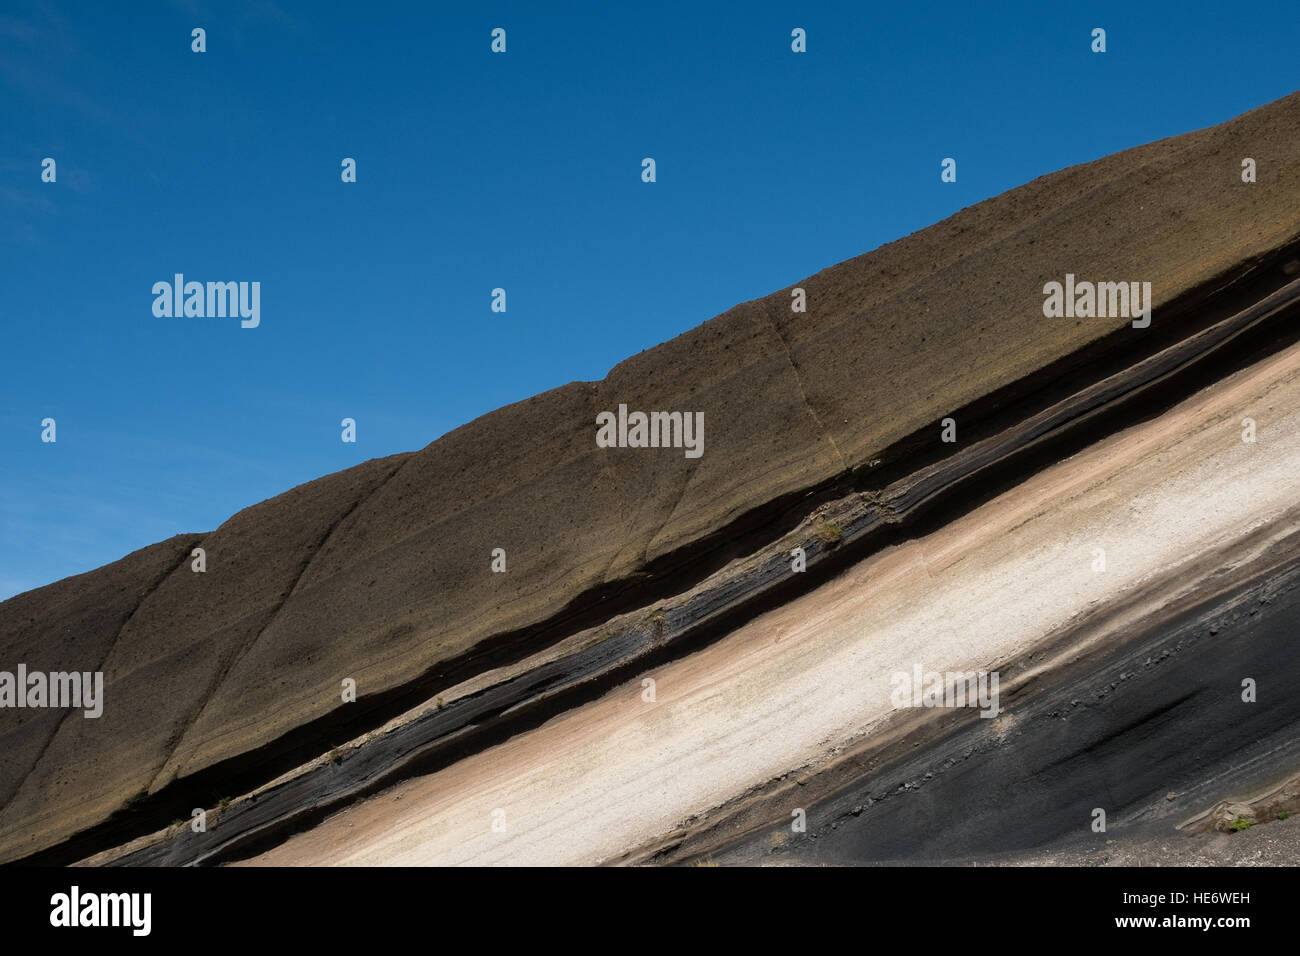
[0,186,55,213]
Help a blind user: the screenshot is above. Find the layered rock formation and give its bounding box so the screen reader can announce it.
[4,90,1300,866]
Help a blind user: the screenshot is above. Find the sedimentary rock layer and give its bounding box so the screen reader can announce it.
[3,91,1300,865]
[88,266,1300,867]
[233,329,1300,865]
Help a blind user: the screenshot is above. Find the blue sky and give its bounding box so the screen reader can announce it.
[2,0,1297,600]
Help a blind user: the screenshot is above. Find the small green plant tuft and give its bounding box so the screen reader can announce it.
[635,608,667,637]
[1229,815,1253,832]
[1278,811,1291,821]
[814,517,844,546]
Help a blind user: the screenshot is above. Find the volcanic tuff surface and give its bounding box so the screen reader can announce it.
[3,91,1300,865]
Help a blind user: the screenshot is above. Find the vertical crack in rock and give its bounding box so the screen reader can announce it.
[762,303,849,474]
[0,535,202,820]
[642,461,699,567]
[144,458,409,794]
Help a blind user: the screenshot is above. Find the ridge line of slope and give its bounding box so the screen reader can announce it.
[19,238,1300,867]
[13,81,1300,857]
